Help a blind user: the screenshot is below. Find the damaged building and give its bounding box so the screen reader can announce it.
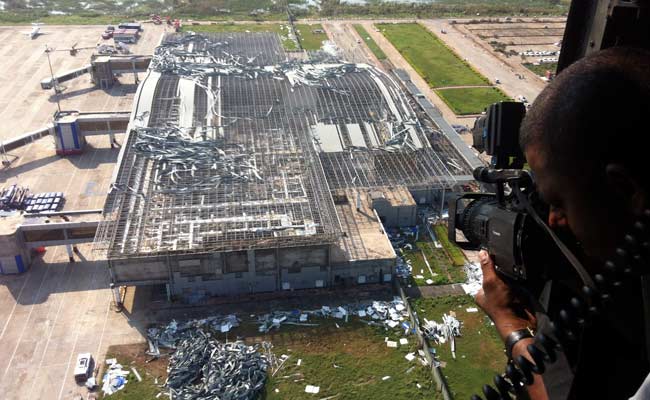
[93,32,475,299]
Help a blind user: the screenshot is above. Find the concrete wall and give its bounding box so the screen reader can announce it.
[332,258,395,285]
[373,198,417,227]
[0,215,32,274]
[110,244,394,300]
[110,258,168,284]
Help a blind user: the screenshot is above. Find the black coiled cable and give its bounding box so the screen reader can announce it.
[471,209,650,400]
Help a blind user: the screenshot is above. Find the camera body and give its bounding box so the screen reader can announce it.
[448,102,558,283]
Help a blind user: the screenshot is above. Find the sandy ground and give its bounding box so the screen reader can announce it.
[0,23,166,142]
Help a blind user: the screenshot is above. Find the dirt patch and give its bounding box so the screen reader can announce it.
[103,343,167,381]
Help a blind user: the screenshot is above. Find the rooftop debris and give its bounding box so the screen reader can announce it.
[132,126,262,192]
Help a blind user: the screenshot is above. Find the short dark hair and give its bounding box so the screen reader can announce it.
[520,47,650,188]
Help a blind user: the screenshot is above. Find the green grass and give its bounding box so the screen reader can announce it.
[435,87,511,115]
[433,225,466,267]
[353,24,387,60]
[263,320,438,399]
[187,23,298,50]
[411,295,506,400]
[378,23,488,88]
[294,23,328,51]
[101,347,162,400]
[523,62,558,77]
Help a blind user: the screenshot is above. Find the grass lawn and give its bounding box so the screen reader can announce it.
[411,295,506,400]
[100,318,437,400]
[353,24,387,60]
[433,225,467,267]
[435,87,511,115]
[523,62,558,77]
[263,320,437,399]
[101,344,167,399]
[294,23,328,51]
[400,229,466,286]
[189,23,298,50]
[378,23,488,88]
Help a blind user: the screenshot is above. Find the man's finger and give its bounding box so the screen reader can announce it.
[478,249,497,280]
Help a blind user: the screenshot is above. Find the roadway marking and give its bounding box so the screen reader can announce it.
[57,259,107,400]
[0,269,32,340]
[0,247,59,380]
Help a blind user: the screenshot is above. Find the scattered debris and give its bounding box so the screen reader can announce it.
[101,360,129,396]
[305,384,321,394]
[462,262,483,295]
[131,367,142,382]
[422,314,462,344]
[399,338,409,345]
[382,376,391,381]
[466,307,478,313]
[257,298,410,333]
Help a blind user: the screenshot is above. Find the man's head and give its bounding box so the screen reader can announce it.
[520,47,650,262]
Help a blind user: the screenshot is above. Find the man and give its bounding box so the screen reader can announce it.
[475,47,650,399]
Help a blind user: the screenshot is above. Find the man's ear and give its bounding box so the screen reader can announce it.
[605,163,647,214]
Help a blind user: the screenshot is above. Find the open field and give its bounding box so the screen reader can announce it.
[187,22,298,50]
[295,23,328,50]
[0,1,569,25]
[436,87,511,115]
[378,23,489,88]
[353,24,387,60]
[411,295,505,399]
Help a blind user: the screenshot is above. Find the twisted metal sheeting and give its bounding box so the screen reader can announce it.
[133,126,262,192]
[166,333,268,400]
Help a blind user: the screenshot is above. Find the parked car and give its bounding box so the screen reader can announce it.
[73,353,94,383]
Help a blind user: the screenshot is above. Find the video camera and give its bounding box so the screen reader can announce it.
[447,102,568,287]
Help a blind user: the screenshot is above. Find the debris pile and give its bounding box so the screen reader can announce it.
[166,333,268,399]
[0,184,65,214]
[256,298,411,332]
[388,227,419,280]
[461,262,483,296]
[421,313,462,344]
[146,316,269,399]
[146,315,239,356]
[101,359,130,396]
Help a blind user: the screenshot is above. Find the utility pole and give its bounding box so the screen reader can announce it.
[44,44,61,114]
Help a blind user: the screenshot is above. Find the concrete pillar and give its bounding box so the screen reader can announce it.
[107,120,115,148]
[247,249,256,274]
[110,283,123,309]
[65,244,74,262]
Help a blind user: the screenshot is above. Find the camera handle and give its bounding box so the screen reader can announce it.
[471,200,650,399]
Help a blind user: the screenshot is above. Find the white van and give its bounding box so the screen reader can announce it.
[74,353,94,383]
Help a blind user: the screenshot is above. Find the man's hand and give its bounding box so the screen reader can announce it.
[474,250,537,341]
